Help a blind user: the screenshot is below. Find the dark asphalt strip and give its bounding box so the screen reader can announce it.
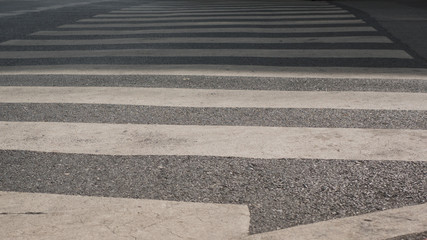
[1,75,426,92]
[0,57,423,68]
[1,103,426,130]
[386,231,427,240]
[0,150,425,234]
[332,1,427,64]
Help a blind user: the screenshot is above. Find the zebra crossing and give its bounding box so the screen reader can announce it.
[0,0,426,239]
[0,0,426,68]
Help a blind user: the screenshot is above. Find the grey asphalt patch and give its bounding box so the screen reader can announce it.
[333,1,427,64]
[1,103,426,130]
[0,150,425,234]
[0,75,426,93]
[386,231,427,240]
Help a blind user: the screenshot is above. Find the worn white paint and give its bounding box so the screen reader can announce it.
[58,19,365,28]
[0,122,425,161]
[110,7,343,13]
[0,36,392,46]
[1,87,425,110]
[0,191,250,240]
[94,10,349,17]
[1,65,427,80]
[32,26,377,35]
[77,14,357,22]
[0,49,411,59]
[120,4,338,10]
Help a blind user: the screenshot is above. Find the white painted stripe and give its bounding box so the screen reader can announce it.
[128,4,333,8]
[110,7,343,13]
[122,5,337,11]
[130,2,332,6]
[0,122,425,161]
[0,49,411,59]
[0,191,250,240]
[58,19,365,28]
[123,7,335,11]
[120,4,337,11]
[1,87,425,110]
[129,4,333,8]
[77,14,357,22]
[1,65,426,80]
[0,36,392,46]
[245,203,427,240]
[94,10,349,17]
[0,0,111,18]
[32,27,377,35]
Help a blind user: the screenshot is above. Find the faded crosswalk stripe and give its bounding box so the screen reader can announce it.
[0,0,426,239]
[0,36,394,45]
[30,27,378,35]
[1,121,426,161]
[0,191,250,240]
[1,87,426,110]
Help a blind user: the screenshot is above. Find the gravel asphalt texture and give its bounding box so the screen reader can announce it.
[0,0,426,236]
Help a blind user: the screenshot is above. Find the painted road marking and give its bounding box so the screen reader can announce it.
[1,65,426,80]
[0,36,393,46]
[1,87,425,110]
[77,14,358,22]
[0,191,249,240]
[110,8,343,14]
[94,10,349,17]
[58,19,365,28]
[0,49,411,59]
[0,122,425,161]
[31,26,378,35]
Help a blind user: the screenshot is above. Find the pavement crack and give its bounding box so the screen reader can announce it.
[0,212,46,215]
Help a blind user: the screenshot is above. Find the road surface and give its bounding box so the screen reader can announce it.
[0,0,426,239]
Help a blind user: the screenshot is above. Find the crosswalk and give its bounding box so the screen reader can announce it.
[0,0,426,68]
[0,0,426,239]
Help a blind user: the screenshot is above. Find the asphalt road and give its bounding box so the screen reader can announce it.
[0,0,426,239]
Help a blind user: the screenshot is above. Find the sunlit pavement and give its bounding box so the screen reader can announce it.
[0,0,426,239]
